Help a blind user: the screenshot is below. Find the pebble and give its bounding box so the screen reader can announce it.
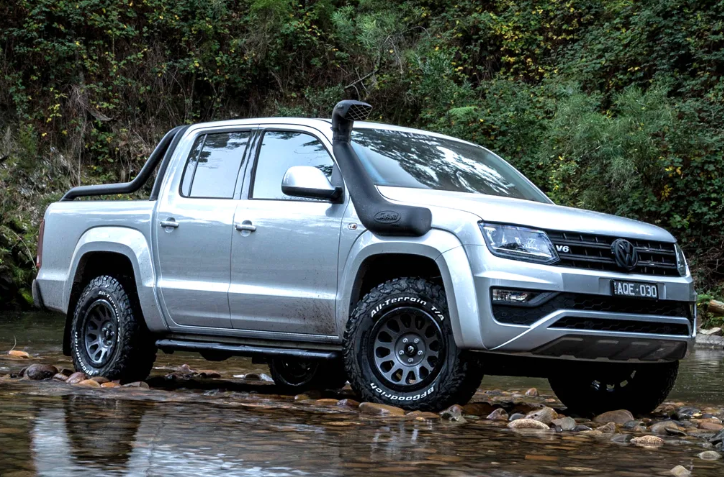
[651,421,680,435]
[699,422,724,431]
[574,424,593,432]
[314,399,339,405]
[66,372,87,384]
[670,465,691,476]
[336,399,360,408]
[623,420,643,429]
[24,364,57,380]
[509,413,526,422]
[122,381,149,389]
[697,451,722,460]
[76,379,101,388]
[407,411,440,420]
[52,373,68,381]
[524,388,538,397]
[101,382,120,388]
[526,406,557,425]
[358,402,406,417]
[486,408,509,421]
[508,419,550,430]
[91,376,109,384]
[552,417,577,431]
[630,435,664,447]
[594,409,634,425]
[675,407,700,419]
[440,404,465,422]
[596,422,617,434]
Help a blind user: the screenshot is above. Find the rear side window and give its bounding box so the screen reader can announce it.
[181,132,250,199]
[252,131,335,200]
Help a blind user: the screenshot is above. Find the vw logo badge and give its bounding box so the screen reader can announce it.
[611,238,638,271]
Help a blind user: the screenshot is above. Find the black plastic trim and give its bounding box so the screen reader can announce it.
[155,339,341,360]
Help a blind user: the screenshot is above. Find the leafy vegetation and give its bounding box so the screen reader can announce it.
[1,0,723,310]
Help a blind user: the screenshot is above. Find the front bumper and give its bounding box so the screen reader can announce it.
[461,245,696,362]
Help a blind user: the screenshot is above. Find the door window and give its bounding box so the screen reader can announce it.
[252,131,335,200]
[181,132,250,199]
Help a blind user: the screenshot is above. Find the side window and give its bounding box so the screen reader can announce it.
[252,131,335,200]
[180,131,250,199]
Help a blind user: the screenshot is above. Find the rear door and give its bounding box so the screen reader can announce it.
[228,126,346,335]
[155,129,253,328]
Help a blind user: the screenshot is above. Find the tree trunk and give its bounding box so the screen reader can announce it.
[708,300,724,316]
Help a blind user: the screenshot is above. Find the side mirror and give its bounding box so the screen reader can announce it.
[281,166,343,202]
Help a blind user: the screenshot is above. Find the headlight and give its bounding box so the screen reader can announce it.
[480,223,559,264]
[674,244,689,277]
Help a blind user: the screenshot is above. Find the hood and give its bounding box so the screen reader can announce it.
[378,186,676,243]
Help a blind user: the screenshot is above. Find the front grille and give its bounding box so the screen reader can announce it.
[549,317,690,336]
[492,292,693,326]
[546,230,679,276]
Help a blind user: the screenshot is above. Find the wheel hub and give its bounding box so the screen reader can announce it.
[83,300,118,367]
[396,333,426,366]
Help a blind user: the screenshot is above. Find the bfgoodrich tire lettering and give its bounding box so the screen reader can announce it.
[344,277,483,412]
[70,275,156,382]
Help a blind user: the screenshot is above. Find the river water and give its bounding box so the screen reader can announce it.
[1,311,723,476]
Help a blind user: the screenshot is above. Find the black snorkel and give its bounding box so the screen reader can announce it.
[331,100,432,237]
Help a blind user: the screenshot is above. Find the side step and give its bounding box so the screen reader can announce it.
[156,339,341,360]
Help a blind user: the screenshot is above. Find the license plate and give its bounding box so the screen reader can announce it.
[611,280,659,300]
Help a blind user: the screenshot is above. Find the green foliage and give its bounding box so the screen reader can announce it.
[1,0,724,308]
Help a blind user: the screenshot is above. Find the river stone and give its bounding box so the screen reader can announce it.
[315,399,339,405]
[462,402,495,416]
[631,435,664,447]
[698,451,722,460]
[76,379,101,388]
[699,422,724,431]
[337,399,360,408]
[407,411,440,420]
[8,350,30,359]
[597,422,616,434]
[66,372,87,384]
[552,417,577,431]
[24,364,58,380]
[670,465,692,476]
[486,408,509,421]
[101,382,120,388]
[623,420,644,429]
[91,376,109,384]
[508,419,550,430]
[440,404,464,421]
[651,421,679,435]
[52,373,68,381]
[710,429,724,444]
[526,406,557,424]
[358,402,406,417]
[675,407,700,420]
[123,381,150,389]
[574,424,593,432]
[259,373,274,382]
[594,410,634,425]
[524,388,539,397]
[509,413,526,422]
[198,370,221,379]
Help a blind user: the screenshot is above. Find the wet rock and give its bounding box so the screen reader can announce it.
[651,421,679,435]
[623,420,644,429]
[52,373,68,382]
[462,402,495,416]
[337,399,360,408]
[101,382,120,388]
[710,429,724,444]
[57,368,73,377]
[594,409,634,425]
[596,422,616,434]
[574,425,593,432]
[66,372,87,384]
[7,350,30,359]
[674,407,700,420]
[552,417,577,431]
[24,364,58,380]
[630,435,664,447]
[294,390,322,401]
[440,404,465,421]
[76,379,101,388]
[358,402,406,417]
[407,411,440,420]
[699,421,724,431]
[508,419,550,430]
[240,373,261,380]
[259,373,274,382]
[581,430,604,437]
[122,381,150,389]
[526,406,557,425]
[294,394,314,402]
[91,376,109,384]
[697,451,722,460]
[486,408,509,421]
[314,399,339,406]
[524,388,539,397]
[670,465,691,477]
[509,413,526,422]
[198,370,221,379]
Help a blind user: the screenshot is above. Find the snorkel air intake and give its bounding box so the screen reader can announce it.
[331,100,432,237]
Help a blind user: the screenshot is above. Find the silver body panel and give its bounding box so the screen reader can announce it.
[35,117,696,361]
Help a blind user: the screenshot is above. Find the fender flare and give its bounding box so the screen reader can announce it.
[337,229,481,348]
[64,227,168,333]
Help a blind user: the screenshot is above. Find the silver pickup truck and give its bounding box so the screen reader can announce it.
[33,101,696,414]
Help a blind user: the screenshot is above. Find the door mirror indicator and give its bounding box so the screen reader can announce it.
[281,166,342,201]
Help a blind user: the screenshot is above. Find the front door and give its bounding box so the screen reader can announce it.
[156,130,252,328]
[229,128,346,335]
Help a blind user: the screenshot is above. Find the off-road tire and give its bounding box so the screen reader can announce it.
[70,275,156,382]
[269,358,348,393]
[344,277,483,412]
[548,361,679,416]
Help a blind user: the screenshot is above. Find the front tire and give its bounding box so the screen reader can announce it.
[548,361,679,416]
[344,277,483,412]
[70,276,156,383]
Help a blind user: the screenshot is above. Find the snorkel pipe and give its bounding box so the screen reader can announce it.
[331,100,432,237]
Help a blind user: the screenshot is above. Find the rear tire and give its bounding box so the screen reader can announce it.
[70,275,156,383]
[269,358,347,393]
[548,361,679,416]
[344,277,483,412]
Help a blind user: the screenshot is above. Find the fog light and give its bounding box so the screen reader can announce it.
[492,289,536,304]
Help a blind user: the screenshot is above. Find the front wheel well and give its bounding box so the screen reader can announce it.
[349,253,443,314]
[63,251,138,356]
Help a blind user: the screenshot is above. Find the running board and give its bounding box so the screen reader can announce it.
[155,339,341,360]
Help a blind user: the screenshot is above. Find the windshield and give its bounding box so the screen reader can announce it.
[351,128,549,203]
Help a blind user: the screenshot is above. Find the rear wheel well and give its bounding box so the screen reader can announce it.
[349,254,443,314]
[64,252,138,356]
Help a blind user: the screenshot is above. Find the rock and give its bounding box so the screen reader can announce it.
[440,404,465,421]
[651,421,680,435]
[66,372,87,384]
[581,430,604,437]
[597,422,616,434]
[526,406,557,424]
[240,373,260,380]
[198,370,221,379]
[524,388,539,397]
[552,417,577,431]
[670,465,691,477]
[52,373,68,381]
[315,399,339,405]
[294,394,314,402]
[710,429,724,444]
[507,419,550,430]
[699,422,724,431]
[8,350,30,358]
[631,435,664,447]
[122,381,150,389]
[486,408,509,421]
[91,376,109,384]
[675,407,700,420]
[699,327,721,336]
[24,364,58,380]
[358,402,406,417]
[407,411,440,420]
[698,451,722,460]
[623,420,644,429]
[574,425,593,432]
[294,390,321,400]
[76,379,101,388]
[259,373,274,382]
[101,382,120,388]
[462,402,495,416]
[336,399,360,408]
[509,413,526,422]
[594,410,634,425]
[610,433,631,444]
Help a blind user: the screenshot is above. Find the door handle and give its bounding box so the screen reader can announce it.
[235,222,256,232]
[160,219,179,229]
